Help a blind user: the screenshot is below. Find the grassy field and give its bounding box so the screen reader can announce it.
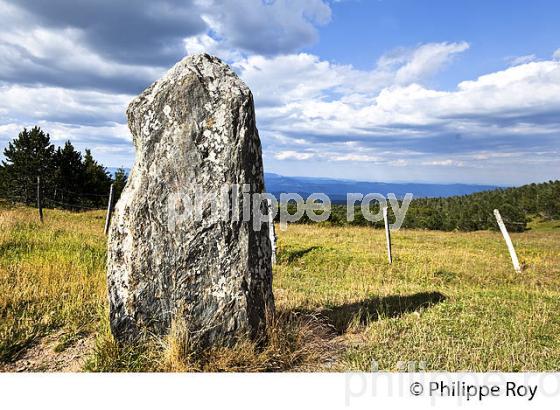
[1,204,559,371]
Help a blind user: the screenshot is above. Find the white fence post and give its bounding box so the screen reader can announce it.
[494,209,521,273]
[267,198,277,265]
[104,184,115,236]
[383,206,392,264]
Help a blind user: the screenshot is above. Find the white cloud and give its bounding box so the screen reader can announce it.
[392,42,470,84]
[507,54,537,66]
[1,0,333,92]
[236,42,470,106]
[422,159,465,167]
[230,45,560,178]
[184,34,242,62]
[553,48,560,61]
[234,54,347,106]
[328,153,382,162]
[0,26,164,93]
[274,150,315,160]
[234,42,473,140]
[200,0,331,55]
[237,51,560,141]
[473,152,517,160]
[2,0,207,66]
[0,84,131,125]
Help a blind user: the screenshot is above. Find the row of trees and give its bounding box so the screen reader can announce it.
[402,180,559,231]
[280,180,560,232]
[0,127,128,210]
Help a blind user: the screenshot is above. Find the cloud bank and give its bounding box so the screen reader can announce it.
[0,0,558,184]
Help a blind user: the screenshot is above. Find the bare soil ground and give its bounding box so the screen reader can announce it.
[0,331,94,372]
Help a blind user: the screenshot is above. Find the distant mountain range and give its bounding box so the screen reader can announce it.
[107,168,499,201]
[264,173,498,202]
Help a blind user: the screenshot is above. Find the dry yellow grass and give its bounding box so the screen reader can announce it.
[0,206,107,364]
[1,205,559,371]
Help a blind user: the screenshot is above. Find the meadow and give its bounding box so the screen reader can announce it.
[1,204,559,371]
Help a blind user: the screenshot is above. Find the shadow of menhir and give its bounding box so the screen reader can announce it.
[323,292,446,334]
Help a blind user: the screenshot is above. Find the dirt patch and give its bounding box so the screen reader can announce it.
[0,331,95,372]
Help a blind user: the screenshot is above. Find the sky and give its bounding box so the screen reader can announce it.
[0,0,559,185]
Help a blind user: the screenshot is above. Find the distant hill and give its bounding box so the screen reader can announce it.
[264,172,498,201]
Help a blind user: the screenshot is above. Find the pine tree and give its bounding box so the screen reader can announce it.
[2,127,55,204]
[112,167,128,202]
[0,165,7,199]
[52,141,86,207]
[82,149,112,207]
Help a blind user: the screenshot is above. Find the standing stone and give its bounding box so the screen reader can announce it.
[107,54,274,347]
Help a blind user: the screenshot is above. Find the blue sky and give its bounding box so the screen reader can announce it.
[315,0,560,85]
[0,0,559,185]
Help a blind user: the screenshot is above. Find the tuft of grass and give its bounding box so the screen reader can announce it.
[86,310,336,372]
[83,307,159,372]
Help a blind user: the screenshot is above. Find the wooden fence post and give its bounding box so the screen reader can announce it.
[494,209,521,273]
[267,198,277,265]
[383,206,392,264]
[36,176,44,223]
[104,184,115,235]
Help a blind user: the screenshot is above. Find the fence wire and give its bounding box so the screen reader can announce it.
[1,187,110,212]
[43,197,105,211]
[52,186,109,198]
